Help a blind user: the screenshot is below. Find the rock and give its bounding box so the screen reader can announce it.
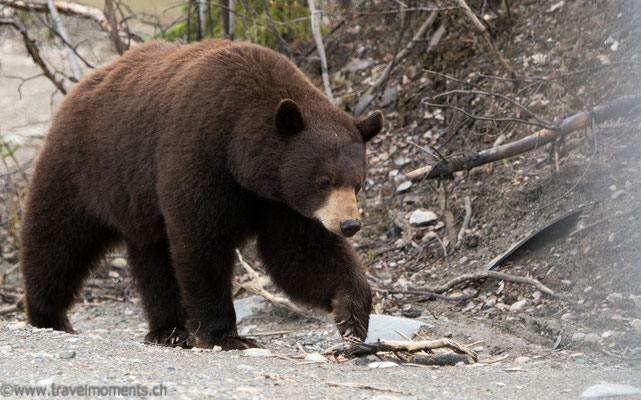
[368,361,399,369]
[304,353,327,363]
[345,58,374,73]
[402,194,421,205]
[611,189,627,200]
[509,299,527,312]
[379,85,398,107]
[443,332,453,338]
[631,319,641,333]
[514,356,530,364]
[580,382,641,398]
[242,348,272,358]
[458,256,468,264]
[0,345,12,352]
[365,314,428,342]
[396,181,412,194]
[37,378,54,387]
[233,296,267,322]
[485,299,496,308]
[394,157,409,167]
[572,332,587,342]
[561,312,573,321]
[7,321,26,331]
[584,333,600,343]
[409,209,437,227]
[58,350,76,359]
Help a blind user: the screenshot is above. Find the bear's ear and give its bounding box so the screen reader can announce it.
[275,99,305,136]
[356,110,384,142]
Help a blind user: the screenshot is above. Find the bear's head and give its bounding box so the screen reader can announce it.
[275,99,383,238]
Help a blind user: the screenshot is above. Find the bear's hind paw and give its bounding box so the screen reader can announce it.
[144,327,192,348]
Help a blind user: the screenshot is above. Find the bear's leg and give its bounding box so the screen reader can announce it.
[126,241,190,347]
[257,204,372,341]
[21,205,117,333]
[167,236,261,350]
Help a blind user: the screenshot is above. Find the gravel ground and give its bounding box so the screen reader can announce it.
[1,303,640,400]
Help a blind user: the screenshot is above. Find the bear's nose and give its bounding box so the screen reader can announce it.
[340,219,361,237]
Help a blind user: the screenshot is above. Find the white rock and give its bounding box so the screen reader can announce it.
[560,312,573,321]
[396,181,412,193]
[242,348,272,358]
[7,321,26,331]
[304,353,327,363]
[509,299,527,312]
[631,319,641,333]
[584,333,600,343]
[572,332,587,342]
[409,209,437,227]
[0,345,12,352]
[580,382,641,398]
[37,378,54,387]
[368,361,399,369]
[514,356,530,364]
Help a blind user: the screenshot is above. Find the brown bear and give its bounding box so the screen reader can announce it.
[20,39,383,350]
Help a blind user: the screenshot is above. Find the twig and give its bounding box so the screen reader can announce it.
[406,94,641,181]
[456,0,513,77]
[104,0,126,54]
[0,306,18,316]
[455,196,472,249]
[235,250,308,317]
[354,10,438,116]
[342,338,479,362]
[409,270,559,297]
[0,262,21,286]
[0,18,67,94]
[324,381,412,396]
[308,0,334,102]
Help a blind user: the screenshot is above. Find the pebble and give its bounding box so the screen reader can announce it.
[485,299,496,308]
[396,181,412,193]
[0,345,12,352]
[572,332,587,341]
[242,348,272,358]
[584,333,600,343]
[514,356,530,364]
[510,299,527,312]
[580,382,641,398]
[458,256,468,264]
[560,312,573,321]
[7,321,26,331]
[610,189,627,200]
[631,319,641,333]
[304,353,327,363]
[409,209,438,227]
[368,361,399,369]
[58,350,76,359]
[37,378,54,387]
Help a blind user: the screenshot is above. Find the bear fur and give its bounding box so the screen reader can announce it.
[20,39,383,350]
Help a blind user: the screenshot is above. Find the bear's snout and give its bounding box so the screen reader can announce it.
[313,187,361,237]
[340,219,361,237]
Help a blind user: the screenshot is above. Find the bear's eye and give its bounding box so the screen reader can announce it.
[355,184,362,195]
[317,177,333,188]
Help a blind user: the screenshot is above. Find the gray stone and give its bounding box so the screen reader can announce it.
[379,86,398,107]
[580,382,641,398]
[572,332,586,341]
[58,350,76,359]
[584,333,600,343]
[368,361,399,369]
[509,299,527,312]
[304,353,327,363]
[366,314,427,342]
[611,189,627,200]
[396,181,412,193]
[233,296,267,322]
[346,58,374,73]
[409,209,438,227]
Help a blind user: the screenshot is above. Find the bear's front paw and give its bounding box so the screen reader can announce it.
[332,289,371,342]
[144,327,192,348]
[196,335,264,350]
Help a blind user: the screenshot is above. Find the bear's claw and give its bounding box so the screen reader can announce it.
[144,327,192,348]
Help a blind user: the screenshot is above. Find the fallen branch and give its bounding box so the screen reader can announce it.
[410,270,558,297]
[407,94,641,181]
[342,338,479,362]
[235,251,309,318]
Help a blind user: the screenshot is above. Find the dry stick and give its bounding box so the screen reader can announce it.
[0,262,20,286]
[46,0,81,80]
[0,0,140,46]
[235,250,308,317]
[406,94,641,181]
[456,0,513,77]
[0,18,67,94]
[354,10,438,116]
[105,0,125,54]
[308,0,334,103]
[324,381,412,396]
[455,196,472,249]
[410,270,558,297]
